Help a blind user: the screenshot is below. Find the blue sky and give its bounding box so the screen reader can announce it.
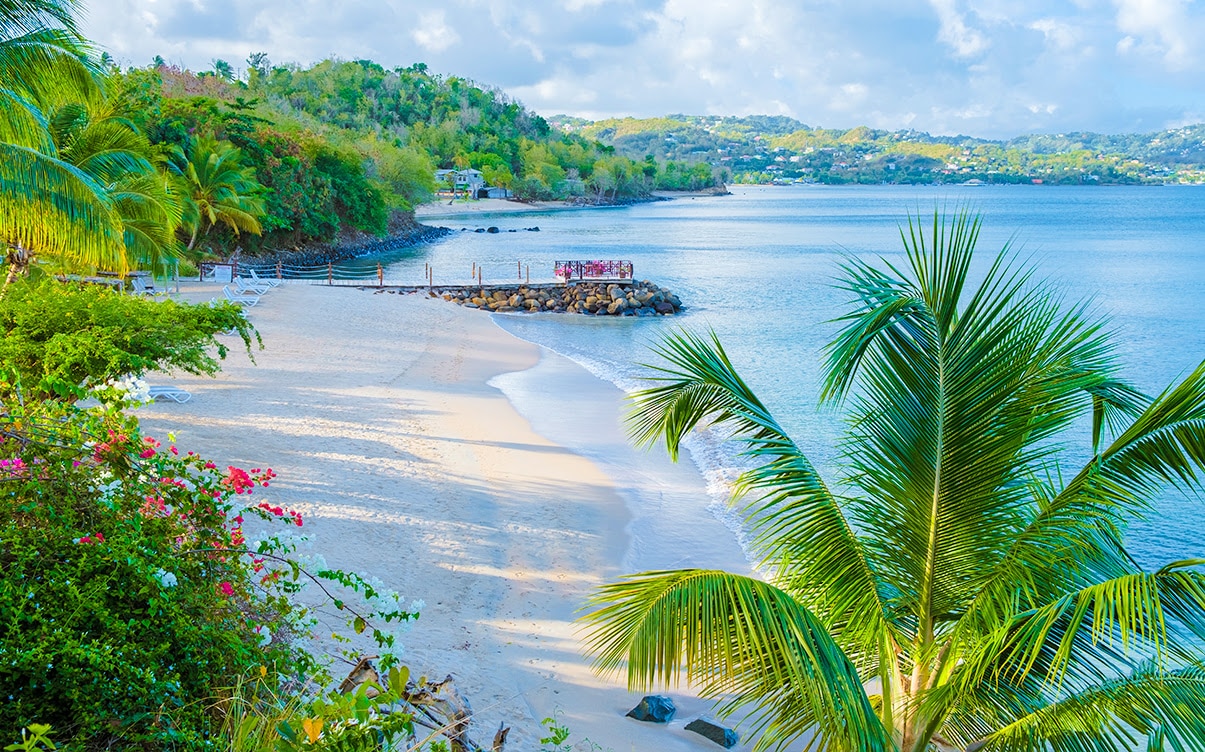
[83,0,1205,139]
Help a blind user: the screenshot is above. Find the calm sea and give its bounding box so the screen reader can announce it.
[381,185,1205,568]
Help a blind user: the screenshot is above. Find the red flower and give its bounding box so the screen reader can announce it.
[219,582,234,596]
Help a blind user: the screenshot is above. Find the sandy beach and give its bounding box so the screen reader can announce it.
[137,282,752,751]
[415,197,587,219]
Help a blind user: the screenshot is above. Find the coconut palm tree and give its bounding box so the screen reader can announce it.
[584,211,1205,752]
[0,0,127,284]
[50,99,187,272]
[176,135,264,252]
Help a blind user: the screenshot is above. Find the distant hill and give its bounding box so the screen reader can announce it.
[549,115,1205,185]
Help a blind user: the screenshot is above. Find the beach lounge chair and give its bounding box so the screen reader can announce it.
[235,276,271,295]
[222,285,259,307]
[129,276,159,296]
[249,268,282,288]
[148,385,191,403]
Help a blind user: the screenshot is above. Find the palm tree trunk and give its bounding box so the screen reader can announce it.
[3,242,31,292]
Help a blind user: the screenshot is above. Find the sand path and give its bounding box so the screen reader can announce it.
[138,283,748,751]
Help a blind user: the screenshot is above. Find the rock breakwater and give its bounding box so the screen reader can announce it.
[381,280,684,316]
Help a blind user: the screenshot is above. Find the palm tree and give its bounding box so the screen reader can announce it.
[176,136,264,252]
[0,0,127,284]
[584,211,1205,752]
[50,99,188,273]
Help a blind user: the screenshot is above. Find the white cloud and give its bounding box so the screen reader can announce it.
[1113,0,1196,68]
[1030,18,1079,51]
[929,0,990,57]
[411,10,460,52]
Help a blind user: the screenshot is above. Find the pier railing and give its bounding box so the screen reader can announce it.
[553,260,633,282]
[221,261,639,288]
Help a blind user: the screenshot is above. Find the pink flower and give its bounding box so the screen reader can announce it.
[219,582,234,596]
[139,449,156,459]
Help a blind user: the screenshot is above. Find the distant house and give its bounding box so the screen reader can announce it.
[434,168,502,198]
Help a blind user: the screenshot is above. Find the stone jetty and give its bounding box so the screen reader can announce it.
[454,279,682,315]
[374,280,684,316]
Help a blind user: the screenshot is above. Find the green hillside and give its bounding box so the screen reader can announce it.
[555,114,1205,185]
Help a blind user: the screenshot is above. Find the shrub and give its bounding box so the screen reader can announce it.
[0,279,258,402]
[0,402,418,750]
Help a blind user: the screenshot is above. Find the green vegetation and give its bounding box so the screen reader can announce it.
[559,114,1205,185]
[0,279,256,402]
[585,211,1205,751]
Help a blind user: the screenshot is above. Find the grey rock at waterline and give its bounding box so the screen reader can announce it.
[684,718,739,748]
[626,695,676,723]
[486,226,500,233]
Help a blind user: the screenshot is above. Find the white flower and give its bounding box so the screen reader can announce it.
[154,569,178,588]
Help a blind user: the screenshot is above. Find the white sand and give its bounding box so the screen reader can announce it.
[137,283,757,751]
[415,198,584,218]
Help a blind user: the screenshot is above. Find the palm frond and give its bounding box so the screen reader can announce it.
[627,329,892,653]
[831,210,1123,641]
[0,142,126,272]
[0,86,53,150]
[965,661,1205,752]
[583,569,892,752]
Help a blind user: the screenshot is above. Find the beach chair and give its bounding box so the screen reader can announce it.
[129,276,157,296]
[235,276,271,295]
[222,285,259,307]
[148,385,191,403]
[249,268,282,288]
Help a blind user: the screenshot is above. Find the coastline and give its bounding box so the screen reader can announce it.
[137,283,752,751]
[413,188,726,220]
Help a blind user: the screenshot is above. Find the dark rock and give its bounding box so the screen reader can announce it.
[626,695,676,723]
[475,228,485,233]
[486,226,500,233]
[528,226,540,231]
[654,301,675,314]
[684,718,738,748]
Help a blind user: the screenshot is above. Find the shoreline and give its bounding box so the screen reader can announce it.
[414,189,728,220]
[137,282,753,751]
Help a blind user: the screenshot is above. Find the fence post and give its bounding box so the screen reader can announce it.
[518,260,521,280]
[327,262,332,286]
[526,264,530,284]
[378,262,383,288]
[276,261,282,280]
[472,261,476,280]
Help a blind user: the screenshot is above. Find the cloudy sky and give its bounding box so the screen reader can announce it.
[83,0,1205,138]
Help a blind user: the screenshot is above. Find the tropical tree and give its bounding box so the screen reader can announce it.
[50,98,187,272]
[0,0,127,284]
[584,211,1205,752]
[176,135,264,252]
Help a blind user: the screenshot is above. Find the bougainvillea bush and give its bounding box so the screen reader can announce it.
[0,401,417,750]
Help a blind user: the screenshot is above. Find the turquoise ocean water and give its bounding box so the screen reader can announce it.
[378,185,1205,568]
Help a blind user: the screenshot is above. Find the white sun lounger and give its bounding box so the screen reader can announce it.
[235,276,271,295]
[148,385,191,403]
[222,285,259,306]
[249,268,282,288]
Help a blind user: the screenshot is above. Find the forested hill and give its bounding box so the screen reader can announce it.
[112,57,726,261]
[553,114,1205,185]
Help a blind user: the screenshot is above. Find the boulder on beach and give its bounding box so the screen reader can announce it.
[684,718,739,748]
[625,695,676,723]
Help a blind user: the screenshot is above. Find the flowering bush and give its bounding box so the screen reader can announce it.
[0,401,418,750]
